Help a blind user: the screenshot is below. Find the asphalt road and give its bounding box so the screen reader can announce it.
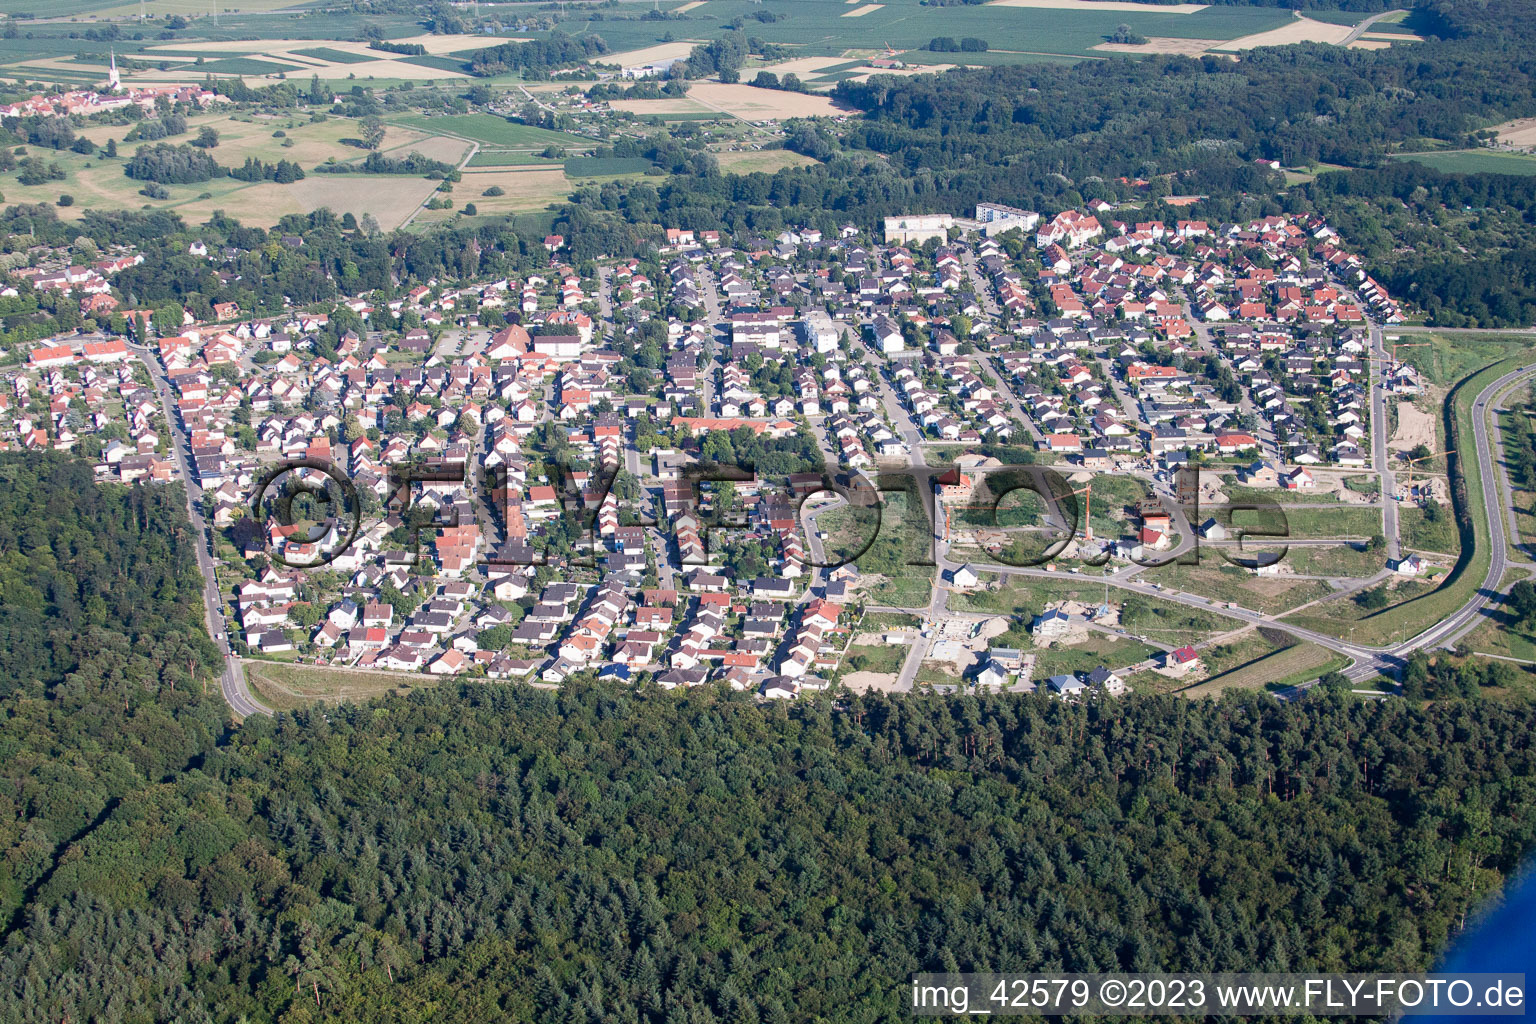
[900,360,1536,695]
[1370,324,1401,561]
[1341,8,1408,45]
[131,343,269,718]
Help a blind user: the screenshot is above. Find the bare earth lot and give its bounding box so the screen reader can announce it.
[1390,399,1437,454]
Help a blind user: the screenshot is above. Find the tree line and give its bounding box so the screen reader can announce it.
[466,32,610,77]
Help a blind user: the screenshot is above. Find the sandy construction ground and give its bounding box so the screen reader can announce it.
[1390,400,1437,456]
[599,42,702,66]
[1093,36,1224,55]
[842,4,884,15]
[990,0,1206,11]
[1215,16,1353,49]
[1493,118,1536,148]
[1362,30,1423,40]
[842,671,901,692]
[687,82,853,118]
[1347,39,1392,49]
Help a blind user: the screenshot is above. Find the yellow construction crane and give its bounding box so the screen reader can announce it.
[1397,449,1455,501]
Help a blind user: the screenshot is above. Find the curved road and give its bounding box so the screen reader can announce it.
[131,343,269,718]
[1341,8,1407,45]
[919,360,1536,693]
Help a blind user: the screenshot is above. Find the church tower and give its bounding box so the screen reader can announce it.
[107,49,121,92]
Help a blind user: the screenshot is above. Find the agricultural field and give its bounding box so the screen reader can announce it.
[424,167,574,222]
[552,0,1298,62]
[564,156,654,176]
[466,151,564,168]
[610,97,720,117]
[685,82,854,119]
[290,46,377,65]
[385,113,587,150]
[1390,150,1536,176]
[0,109,471,229]
[1210,15,1353,50]
[176,173,444,229]
[1492,117,1536,149]
[0,0,1413,106]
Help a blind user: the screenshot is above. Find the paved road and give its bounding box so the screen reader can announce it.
[925,361,1536,694]
[1398,365,1535,648]
[982,354,1044,444]
[1370,324,1401,561]
[858,351,946,692]
[131,343,269,717]
[1185,292,1279,458]
[1341,8,1408,45]
[960,249,1002,319]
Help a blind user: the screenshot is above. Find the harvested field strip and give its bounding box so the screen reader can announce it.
[291,46,376,63]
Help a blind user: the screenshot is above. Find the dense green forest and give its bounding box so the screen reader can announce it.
[1,453,1534,1021]
[0,455,225,930]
